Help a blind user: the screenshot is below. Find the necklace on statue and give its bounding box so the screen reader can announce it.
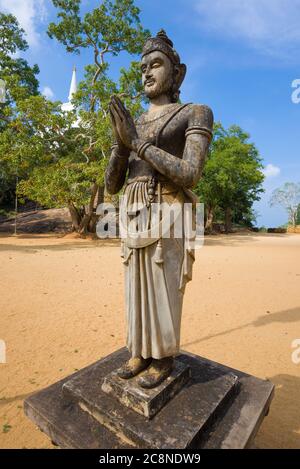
[136,104,179,126]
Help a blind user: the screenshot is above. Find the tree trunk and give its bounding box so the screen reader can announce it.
[68,184,105,234]
[205,206,214,233]
[97,185,105,206]
[225,207,232,233]
[88,185,105,233]
[78,183,98,235]
[68,203,81,231]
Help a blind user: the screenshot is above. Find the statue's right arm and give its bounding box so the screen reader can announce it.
[105,145,129,195]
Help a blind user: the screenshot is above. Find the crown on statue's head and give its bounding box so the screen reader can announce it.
[142,29,180,65]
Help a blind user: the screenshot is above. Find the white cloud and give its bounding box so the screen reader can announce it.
[42,86,54,100]
[194,0,300,59]
[263,164,281,178]
[0,0,47,48]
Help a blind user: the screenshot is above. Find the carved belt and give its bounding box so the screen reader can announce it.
[125,176,179,201]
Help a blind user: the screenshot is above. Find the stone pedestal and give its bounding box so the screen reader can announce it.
[100,359,191,418]
[24,348,274,449]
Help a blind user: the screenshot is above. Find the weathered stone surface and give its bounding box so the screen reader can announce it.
[99,359,191,418]
[62,354,237,448]
[24,348,274,449]
[105,30,214,367]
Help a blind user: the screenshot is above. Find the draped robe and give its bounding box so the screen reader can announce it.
[105,103,213,359]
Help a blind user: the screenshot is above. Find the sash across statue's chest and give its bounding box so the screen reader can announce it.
[128,104,190,180]
[135,104,190,155]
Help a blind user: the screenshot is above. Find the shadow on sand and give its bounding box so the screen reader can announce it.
[203,232,292,247]
[0,236,120,253]
[182,306,300,348]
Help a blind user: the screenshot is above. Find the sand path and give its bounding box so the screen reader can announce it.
[0,233,299,448]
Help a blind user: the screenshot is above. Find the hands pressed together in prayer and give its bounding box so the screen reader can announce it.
[109,95,140,154]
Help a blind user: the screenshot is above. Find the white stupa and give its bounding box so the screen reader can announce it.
[61,66,80,128]
[61,66,77,112]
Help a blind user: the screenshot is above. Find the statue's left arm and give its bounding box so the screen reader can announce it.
[134,105,214,188]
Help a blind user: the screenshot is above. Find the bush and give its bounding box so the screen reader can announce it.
[267,228,287,234]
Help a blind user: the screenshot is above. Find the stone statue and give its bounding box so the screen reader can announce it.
[105,30,213,389]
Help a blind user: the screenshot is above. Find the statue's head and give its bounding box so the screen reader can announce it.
[141,30,186,103]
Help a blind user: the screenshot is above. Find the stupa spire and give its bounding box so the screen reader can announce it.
[68,66,77,102]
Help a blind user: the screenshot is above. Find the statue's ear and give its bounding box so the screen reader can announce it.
[175,63,187,89]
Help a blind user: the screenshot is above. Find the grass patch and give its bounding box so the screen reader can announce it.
[3,423,12,433]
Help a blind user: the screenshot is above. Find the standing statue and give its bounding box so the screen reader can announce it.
[105,30,213,389]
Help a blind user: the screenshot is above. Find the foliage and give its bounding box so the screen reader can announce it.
[15,0,149,233]
[270,182,300,228]
[0,13,40,209]
[194,123,265,231]
[1,4,266,237]
[297,204,300,226]
[0,13,39,115]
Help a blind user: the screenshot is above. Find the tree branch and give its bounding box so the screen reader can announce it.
[90,43,113,112]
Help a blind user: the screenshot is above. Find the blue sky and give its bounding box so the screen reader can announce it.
[1,0,300,227]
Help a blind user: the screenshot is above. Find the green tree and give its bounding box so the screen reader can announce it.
[16,94,107,232]
[195,123,264,233]
[18,0,149,234]
[296,204,300,226]
[0,13,39,123]
[0,12,40,213]
[270,182,300,228]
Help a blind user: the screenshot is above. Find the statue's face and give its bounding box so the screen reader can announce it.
[141,51,174,100]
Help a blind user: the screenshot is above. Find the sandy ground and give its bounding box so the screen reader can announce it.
[0,232,300,449]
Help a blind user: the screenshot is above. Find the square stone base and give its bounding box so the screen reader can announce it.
[100,359,191,419]
[24,348,274,449]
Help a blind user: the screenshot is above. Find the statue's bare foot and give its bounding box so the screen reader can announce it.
[116,357,152,379]
[137,357,174,389]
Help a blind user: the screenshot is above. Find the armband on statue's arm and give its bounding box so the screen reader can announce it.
[105,143,129,195]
